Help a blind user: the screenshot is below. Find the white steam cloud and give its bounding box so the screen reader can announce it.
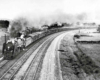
[0,0,99,22]
[0,0,100,31]
[8,11,88,32]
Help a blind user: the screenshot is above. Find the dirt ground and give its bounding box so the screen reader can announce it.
[59,31,100,80]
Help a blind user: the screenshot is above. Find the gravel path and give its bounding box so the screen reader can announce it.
[39,32,69,80]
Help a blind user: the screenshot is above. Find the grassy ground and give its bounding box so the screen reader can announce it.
[59,30,100,80]
[78,43,100,71]
[59,33,86,80]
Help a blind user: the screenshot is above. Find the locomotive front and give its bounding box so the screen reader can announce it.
[2,42,15,59]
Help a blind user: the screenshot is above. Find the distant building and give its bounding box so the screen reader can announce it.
[0,20,10,44]
[41,25,48,31]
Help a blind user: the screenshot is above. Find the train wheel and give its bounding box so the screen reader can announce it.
[11,51,14,59]
[11,56,13,59]
[4,52,7,60]
[3,54,6,60]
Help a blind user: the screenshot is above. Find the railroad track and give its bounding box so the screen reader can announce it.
[16,36,56,80]
[0,60,8,68]
[0,36,48,79]
[0,32,64,80]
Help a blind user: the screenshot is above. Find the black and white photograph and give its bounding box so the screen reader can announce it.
[0,0,99,80]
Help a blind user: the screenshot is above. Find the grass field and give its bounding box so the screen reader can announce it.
[59,29,100,80]
[76,29,100,68]
[78,44,100,68]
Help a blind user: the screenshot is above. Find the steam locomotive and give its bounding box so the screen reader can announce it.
[2,37,26,59]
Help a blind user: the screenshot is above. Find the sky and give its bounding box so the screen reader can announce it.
[0,0,100,23]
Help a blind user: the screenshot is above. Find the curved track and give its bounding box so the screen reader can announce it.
[0,30,69,80]
[0,33,49,79]
[0,31,72,80]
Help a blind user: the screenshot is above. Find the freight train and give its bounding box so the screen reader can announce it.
[2,27,78,60]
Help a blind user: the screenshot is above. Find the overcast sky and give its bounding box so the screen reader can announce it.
[0,0,100,23]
